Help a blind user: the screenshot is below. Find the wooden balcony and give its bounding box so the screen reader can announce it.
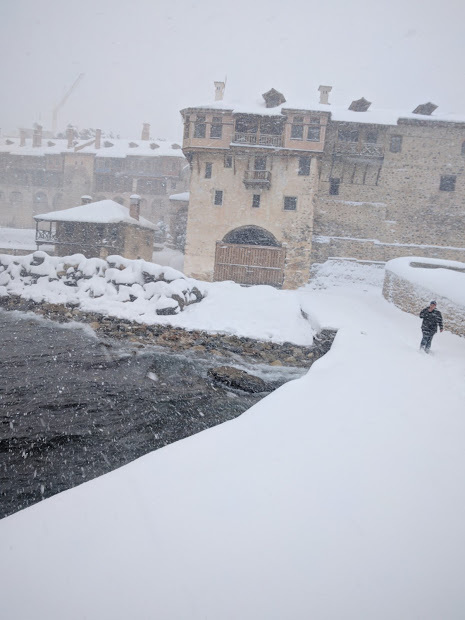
[243,170,271,189]
[233,132,283,148]
[333,142,384,158]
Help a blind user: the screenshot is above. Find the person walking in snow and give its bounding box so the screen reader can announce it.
[419,301,443,353]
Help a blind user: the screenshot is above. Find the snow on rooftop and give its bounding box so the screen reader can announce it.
[0,137,185,158]
[183,96,465,126]
[34,200,157,230]
[169,192,189,201]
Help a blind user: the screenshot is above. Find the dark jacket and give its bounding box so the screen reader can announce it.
[420,307,443,333]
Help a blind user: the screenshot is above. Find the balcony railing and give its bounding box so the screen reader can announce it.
[243,169,272,189]
[36,229,120,248]
[233,133,283,148]
[334,142,384,158]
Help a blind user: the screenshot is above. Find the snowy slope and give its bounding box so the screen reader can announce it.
[1,262,465,620]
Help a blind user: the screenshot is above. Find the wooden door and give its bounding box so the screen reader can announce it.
[214,242,285,287]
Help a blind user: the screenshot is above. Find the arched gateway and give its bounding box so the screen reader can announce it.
[214,226,286,287]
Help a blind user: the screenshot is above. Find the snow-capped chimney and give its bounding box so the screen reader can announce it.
[318,85,332,105]
[66,126,74,149]
[20,129,26,147]
[130,194,141,221]
[81,195,93,205]
[32,124,42,147]
[95,129,101,149]
[214,81,225,101]
[141,123,150,141]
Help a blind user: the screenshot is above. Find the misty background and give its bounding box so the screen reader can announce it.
[1,0,463,140]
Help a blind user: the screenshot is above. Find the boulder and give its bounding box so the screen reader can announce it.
[207,365,270,393]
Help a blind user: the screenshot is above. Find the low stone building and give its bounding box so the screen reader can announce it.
[180,83,465,289]
[34,196,155,260]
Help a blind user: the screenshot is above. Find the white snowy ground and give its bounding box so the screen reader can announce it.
[1,260,465,620]
[0,227,37,250]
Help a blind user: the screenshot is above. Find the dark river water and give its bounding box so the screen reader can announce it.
[0,310,304,519]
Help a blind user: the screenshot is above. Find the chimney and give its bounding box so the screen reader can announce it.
[318,85,332,105]
[95,128,101,149]
[141,123,150,141]
[20,129,26,147]
[32,124,42,147]
[214,81,225,101]
[130,194,141,221]
[66,126,74,149]
[81,195,93,205]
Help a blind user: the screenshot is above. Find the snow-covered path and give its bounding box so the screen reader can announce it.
[1,266,465,620]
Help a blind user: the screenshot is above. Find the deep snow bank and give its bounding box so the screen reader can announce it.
[1,262,465,619]
[0,251,205,317]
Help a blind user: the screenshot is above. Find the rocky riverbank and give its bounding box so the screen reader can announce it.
[0,295,336,368]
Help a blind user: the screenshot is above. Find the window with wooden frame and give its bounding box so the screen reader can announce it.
[307,121,321,141]
[205,162,212,178]
[291,116,304,140]
[390,135,402,153]
[224,155,233,168]
[194,115,206,138]
[214,190,223,205]
[439,175,456,191]
[329,178,340,195]
[210,116,223,139]
[252,194,261,208]
[298,156,311,176]
[284,196,297,210]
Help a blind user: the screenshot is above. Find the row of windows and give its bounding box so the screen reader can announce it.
[328,174,459,195]
[212,190,297,211]
[203,156,312,178]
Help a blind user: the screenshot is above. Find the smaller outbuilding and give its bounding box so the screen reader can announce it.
[34,196,156,260]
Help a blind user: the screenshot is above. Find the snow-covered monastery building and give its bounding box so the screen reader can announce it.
[180,84,465,288]
[0,124,189,235]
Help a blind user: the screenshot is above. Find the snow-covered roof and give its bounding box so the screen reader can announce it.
[0,138,185,159]
[182,97,465,127]
[34,200,157,230]
[169,192,189,201]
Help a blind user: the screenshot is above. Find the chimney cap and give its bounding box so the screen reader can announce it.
[318,85,332,92]
[130,194,141,202]
[81,195,93,204]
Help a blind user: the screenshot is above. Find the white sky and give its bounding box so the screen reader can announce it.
[1,0,464,140]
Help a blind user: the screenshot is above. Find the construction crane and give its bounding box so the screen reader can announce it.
[52,73,85,136]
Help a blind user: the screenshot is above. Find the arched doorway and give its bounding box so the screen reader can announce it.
[214,226,285,287]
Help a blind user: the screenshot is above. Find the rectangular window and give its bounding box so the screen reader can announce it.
[338,129,359,143]
[210,116,223,139]
[329,178,340,195]
[183,116,190,139]
[252,194,260,208]
[254,156,267,171]
[194,115,206,138]
[205,162,212,178]
[224,155,233,168]
[307,124,321,141]
[298,156,311,176]
[439,175,456,191]
[214,190,223,205]
[291,116,304,140]
[390,135,402,153]
[365,130,378,143]
[284,196,297,211]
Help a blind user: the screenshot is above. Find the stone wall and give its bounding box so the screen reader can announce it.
[382,269,465,337]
